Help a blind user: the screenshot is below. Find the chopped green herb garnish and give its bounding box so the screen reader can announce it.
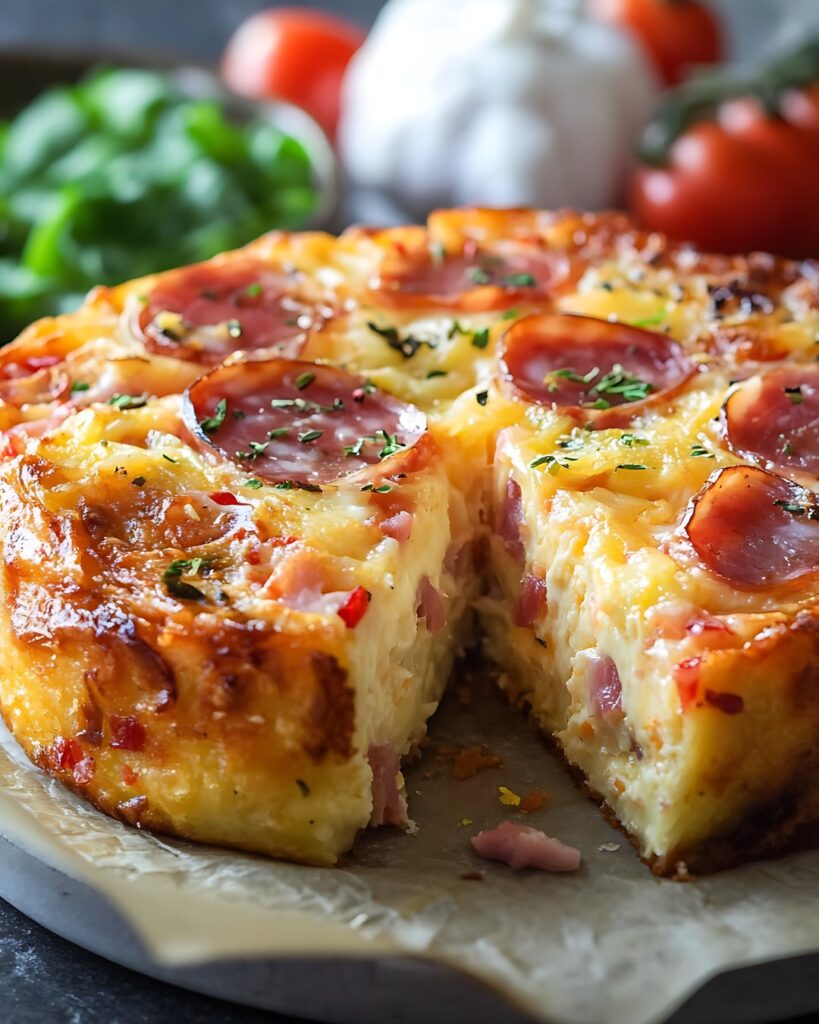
[70,380,90,394]
[620,433,650,447]
[344,437,366,457]
[426,370,448,379]
[785,385,804,405]
[199,397,227,434]
[361,482,393,493]
[245,283,263,298]
[377,430,406,458]
[162,558,210,602]
[468,267,492,286]
[236,440,269,460]
[471,327,490,350]
[244,478,264,489]
[530,453,579,474]
[367,321,429,359]
[267,427,289,440]
[294,371,315,391]
[616,463,648,471]
[162,453,178,464]
[298,429,323,444]
[690,444,714,458]
[504,272,536,287]
[630,308,666,328]
[448,320,467,339]
[107,392,149,410]
[273,480,322,493]
[500,308,519,320]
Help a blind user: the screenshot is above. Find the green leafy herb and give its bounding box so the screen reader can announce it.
[107,392,149,410]
[690,443,714,458]
[162,453,178,464]
[426,370,448,379]
[294,371,315,391]
[199,397,227,434]
[530,453,579,475]
[267,427,289,440]
[162,557,210,602]
[236,440,269,460]
[620,433,650,447]
[273,480,322,493]
[468,267,492,286]
[245,283,263,298]
[616,463,648,471]
[244,478,263,489]
[70,380,90,394]
[298,429,323,444]
[367,321,429,359]
[471,327,490,350]
[361,482,393,493]
[630,308,666,328]
[785,385,804,405]
[504,272,536,287]
[500,308,519,320]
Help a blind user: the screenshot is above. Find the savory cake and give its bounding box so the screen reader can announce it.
[1,208,817,874]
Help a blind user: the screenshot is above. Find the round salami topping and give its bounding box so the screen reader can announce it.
[500,313,694,422]
[183,359,428,486]
[137,259,319,364]
[681,466,819,588]
[721,366,819,476]
[374,240,558,311]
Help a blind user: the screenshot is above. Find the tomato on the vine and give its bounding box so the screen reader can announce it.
[630,42,819,258]
[588,0,722,87]
[221,8,366,141]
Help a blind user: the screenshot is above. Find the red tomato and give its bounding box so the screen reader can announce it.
[630,88,819,258]
[588,0,722,87]
[221,7,366,141]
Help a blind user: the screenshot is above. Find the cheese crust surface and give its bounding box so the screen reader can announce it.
[2,208,818,873]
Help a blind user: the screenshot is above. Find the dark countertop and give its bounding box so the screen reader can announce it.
[0,896,301,1024]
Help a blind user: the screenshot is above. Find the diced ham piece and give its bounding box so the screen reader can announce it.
[380,510,413,542]
[721,366,819,475]
[137,258,315,364]
[515,573,547,628]
[369,743,409,827]
[498,477,525,563]
[681,466,819,588]
[587,654,623,717]
[375,240,557,311]
[416,575,446,633]
[183,359,428,486]
[472,822,581,872]
[500,313,694,424]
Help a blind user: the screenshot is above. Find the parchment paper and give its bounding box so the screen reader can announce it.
[2,676,819,1024]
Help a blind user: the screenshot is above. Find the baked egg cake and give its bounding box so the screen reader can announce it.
[1,208,818,874]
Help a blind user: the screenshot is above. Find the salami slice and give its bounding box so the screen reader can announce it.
[500,313,694,423]
[374,240,557,311]
[137,259,319,364]
[183,359,428,486]
[722,366,819,476]
[681,466,819,588]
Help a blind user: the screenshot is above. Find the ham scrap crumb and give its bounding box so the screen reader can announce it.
[472,821,581,872]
